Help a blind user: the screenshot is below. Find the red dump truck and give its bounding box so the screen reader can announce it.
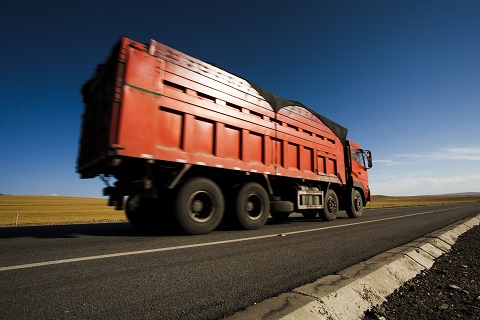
[77,36,372,234]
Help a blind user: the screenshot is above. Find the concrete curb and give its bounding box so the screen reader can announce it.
[225,213,480,320]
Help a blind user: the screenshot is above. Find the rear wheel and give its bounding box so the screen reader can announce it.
[233,182,270,230]
[125,195,156,229]
[174,177,224,235]
[319,189,338,221]
[346,189,363,218]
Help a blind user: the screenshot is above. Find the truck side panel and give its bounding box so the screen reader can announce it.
[78,37,346,185]
[275,107,344,182]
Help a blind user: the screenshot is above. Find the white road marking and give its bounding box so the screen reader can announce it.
[0,205,472,272]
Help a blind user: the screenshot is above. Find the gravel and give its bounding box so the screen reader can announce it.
[364,224,480,320]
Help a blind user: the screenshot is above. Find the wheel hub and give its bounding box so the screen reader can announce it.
[354,197,362,211]
[327,197,337,212]
[245,201,254,212]
[245,194,262,220]
[188,191,214,222]
[192,199,204,213]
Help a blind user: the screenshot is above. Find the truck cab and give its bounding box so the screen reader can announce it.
[347,140,372,202]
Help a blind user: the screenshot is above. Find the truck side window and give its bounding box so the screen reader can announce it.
[356,149,366,168]
[351,146,366,168]
[350,147,358,162]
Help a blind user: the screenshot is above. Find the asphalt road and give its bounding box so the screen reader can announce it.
[1,203,479,320]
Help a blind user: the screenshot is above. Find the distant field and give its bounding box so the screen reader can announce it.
[366,194,480,208]
[0,194,479,227]
[0,196,125,226]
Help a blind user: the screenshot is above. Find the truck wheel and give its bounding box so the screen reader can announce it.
[270,200,294,214]
[319,189,338,221]
[174,178,224,235]
[233,182,270,230]
[125,195,154,229]
[269,201,292,223]
[346,189,363,218]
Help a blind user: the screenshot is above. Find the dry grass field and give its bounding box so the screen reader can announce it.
[0,195,125,226]
[366,194,480,208]
[0,194,479,227]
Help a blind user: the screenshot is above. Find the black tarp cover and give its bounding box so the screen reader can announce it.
[246,81,348,148]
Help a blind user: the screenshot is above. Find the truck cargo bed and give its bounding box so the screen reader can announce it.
[77,37,347,185]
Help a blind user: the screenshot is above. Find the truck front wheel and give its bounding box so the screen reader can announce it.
[319,189,338,221]
[346,189,363,218]
[174,177,225,235]
[233,182,270,230]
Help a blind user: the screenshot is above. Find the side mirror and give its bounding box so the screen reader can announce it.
[365,150,372,169]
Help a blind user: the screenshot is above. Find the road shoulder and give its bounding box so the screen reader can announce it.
[225,213,480,319]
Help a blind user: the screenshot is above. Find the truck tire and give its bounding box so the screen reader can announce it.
[346,189,363,218]
[319,189,338,221]
[125,195,155,230]
[233,182,270,230]
[270,200,294,214]
[174,177,224,235]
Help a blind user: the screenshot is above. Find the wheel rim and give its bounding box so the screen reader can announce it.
[244,193,263,220]
[327,196,337,213]
[354,196,362,212]
[188,191,214,222]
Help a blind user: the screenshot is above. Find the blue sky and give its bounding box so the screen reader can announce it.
[1,0,479,197]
